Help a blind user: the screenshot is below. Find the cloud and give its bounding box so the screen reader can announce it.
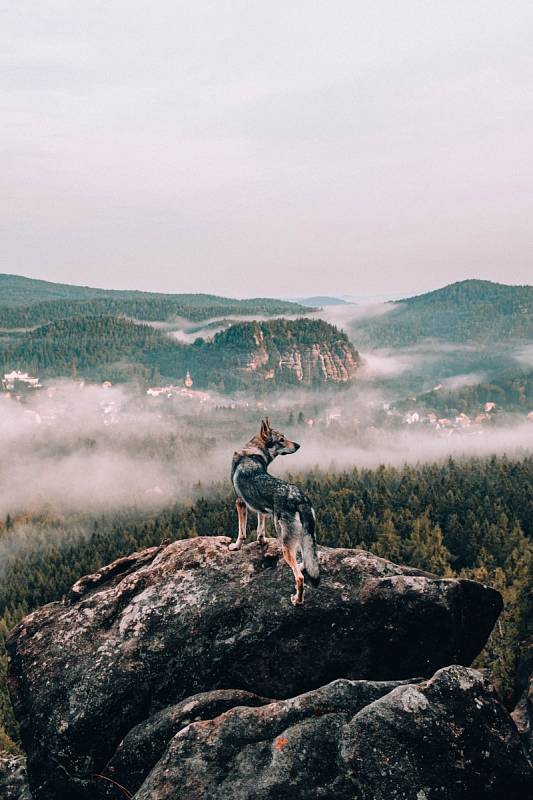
[3,2,533,294]
[357,351,415,380]
[0,375,531,523]
[440,372,487,390]
[0,382,235,515]
[513,344,533,368]
[310,302,397,328]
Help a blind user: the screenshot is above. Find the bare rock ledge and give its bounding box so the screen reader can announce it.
[7,535,525,800]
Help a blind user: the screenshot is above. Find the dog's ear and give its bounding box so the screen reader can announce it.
[260,418,272,440]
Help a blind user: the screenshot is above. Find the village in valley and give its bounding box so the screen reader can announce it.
[2,368,532,439]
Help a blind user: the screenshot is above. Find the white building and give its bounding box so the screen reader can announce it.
[147,385,211,403]
[3,370,42,390]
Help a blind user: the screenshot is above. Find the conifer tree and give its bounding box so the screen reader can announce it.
[373,511,403,563]
[404,515,452,575]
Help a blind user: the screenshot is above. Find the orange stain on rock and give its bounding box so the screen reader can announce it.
[276,737,289,752]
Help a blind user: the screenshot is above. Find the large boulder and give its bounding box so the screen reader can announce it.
[105,688,273,796]
[7,536,503,800]
[136,666,532,800]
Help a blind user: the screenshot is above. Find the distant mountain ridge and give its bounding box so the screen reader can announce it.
[292,296,349,306]
[353,280,532,346]
[400,279,532,307]
[0,273,313,324]
[1,275,530,391]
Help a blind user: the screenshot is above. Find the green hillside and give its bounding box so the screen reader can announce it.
[0,274,313,326]
[0,316,180,383]
[353,280,533,346]
[0,316,358,390]
[404,368,533,417]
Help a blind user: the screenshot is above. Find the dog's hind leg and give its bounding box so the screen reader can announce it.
[283,542,305,605]
[256,512,267,547]
[229,498,247,551]
[275,515,305,605]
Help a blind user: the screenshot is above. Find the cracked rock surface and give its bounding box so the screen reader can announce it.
[135,667,531,800]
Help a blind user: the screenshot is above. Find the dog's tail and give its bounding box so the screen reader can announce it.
[299,503,320,586]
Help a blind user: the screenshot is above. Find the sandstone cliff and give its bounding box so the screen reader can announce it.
[190,318,360,390]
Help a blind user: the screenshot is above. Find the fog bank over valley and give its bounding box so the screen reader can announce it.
[1,379,531,520]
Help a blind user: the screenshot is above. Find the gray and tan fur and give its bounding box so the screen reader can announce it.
[230,418,319,605]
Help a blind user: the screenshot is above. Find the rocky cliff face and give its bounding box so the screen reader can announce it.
[273,340,359,384]
[7,537,531,799]
[242,337,359,385]
[205,319,360,389]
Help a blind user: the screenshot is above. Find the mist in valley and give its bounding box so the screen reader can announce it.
[0,294,530,570]
[1,373,531,520]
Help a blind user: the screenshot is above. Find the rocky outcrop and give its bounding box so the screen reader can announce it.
[105,689,273,796]
[276,340,359,384]
[205,319,360,388]
[0,754,32,800]
[512,637,533,762]
[7,536,527,800]
[136,667,531,800]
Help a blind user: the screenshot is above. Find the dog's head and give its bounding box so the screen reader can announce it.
[259,418,300,458]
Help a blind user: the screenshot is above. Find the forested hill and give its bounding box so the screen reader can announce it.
[0,274,312,325]
[186,319,360,391]
[353,280,533,346]
[0,316,359,390]
[0,317,179,383]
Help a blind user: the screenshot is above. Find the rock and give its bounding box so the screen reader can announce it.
[135,666,532,800]
[7,536,503,800]
[105,689,272,796]
[0,754,32,800]
[511,637,533,762]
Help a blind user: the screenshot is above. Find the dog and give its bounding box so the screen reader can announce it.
[230,418,319,605]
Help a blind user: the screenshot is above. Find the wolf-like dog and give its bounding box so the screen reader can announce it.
[230,418,319,605]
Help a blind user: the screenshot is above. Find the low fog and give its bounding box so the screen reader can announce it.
[0,382,235,515]
[0,379,531,520]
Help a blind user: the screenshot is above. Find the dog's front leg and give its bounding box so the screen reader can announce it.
[229,498,247,551]
[256,512,267,547]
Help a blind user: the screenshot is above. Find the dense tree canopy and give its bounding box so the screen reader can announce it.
[354,280,533,346]
[0,317,357,390]
[0,274,312,324]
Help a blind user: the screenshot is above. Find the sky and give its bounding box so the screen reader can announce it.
[2,1,533,298]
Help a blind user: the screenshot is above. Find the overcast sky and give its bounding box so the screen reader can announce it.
[2,2,532,298]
